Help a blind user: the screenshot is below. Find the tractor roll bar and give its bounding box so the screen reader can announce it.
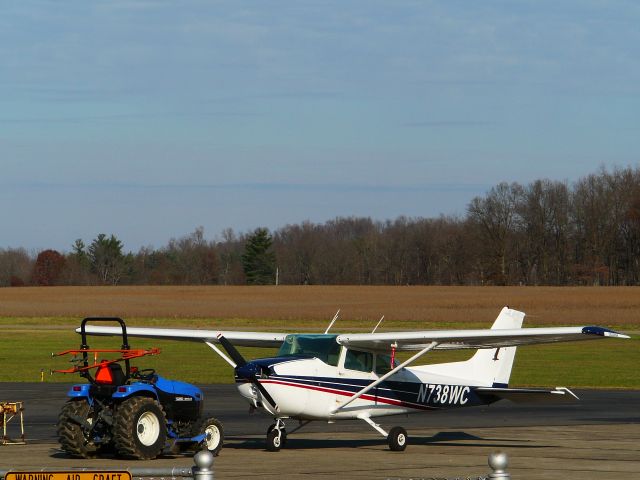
[79,317,131,379]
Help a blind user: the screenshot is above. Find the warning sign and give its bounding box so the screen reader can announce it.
[4,472,132,480]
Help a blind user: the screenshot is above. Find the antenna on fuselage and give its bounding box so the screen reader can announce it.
[371,315,385,333]
[324,309,340,334]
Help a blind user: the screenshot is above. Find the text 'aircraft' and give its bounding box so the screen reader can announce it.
[81,307,629,451]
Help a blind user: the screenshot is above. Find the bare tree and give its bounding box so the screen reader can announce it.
[163,227,218,284]
[468,182,523,284]
[273,222,322,285]
[0,248,33,286]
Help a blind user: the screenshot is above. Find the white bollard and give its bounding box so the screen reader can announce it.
[192,449,215,480]
[488,451,510,479]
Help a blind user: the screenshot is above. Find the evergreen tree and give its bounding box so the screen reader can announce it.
[242,228,276,284]
[88,233,126,285]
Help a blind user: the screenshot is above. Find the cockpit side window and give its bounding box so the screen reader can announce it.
[326,344,340,367]
[344,349,373,373]
[277,334,340,366]
[375,354,392,375]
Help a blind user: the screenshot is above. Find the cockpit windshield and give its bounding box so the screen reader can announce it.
[277,334,341,366]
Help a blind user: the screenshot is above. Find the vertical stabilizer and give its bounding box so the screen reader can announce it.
[412,306,525,387]
[466,307,525,386]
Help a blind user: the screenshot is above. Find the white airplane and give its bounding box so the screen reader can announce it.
[81,307,629,452]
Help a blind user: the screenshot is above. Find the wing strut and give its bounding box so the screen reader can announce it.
[330,341,438,414]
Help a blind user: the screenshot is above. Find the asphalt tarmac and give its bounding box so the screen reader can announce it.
[1,384,639,479]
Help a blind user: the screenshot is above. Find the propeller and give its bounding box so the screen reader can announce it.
[216,334,247,367]
[216,334,279,412]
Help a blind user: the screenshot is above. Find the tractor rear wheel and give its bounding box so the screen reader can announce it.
[57,399,99,458]
[113,397,167,459]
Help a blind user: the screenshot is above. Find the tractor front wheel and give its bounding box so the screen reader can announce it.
[113,397,167,459]
[197,417,224,456]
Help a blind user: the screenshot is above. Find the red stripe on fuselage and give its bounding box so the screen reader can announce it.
[258,378,437,412]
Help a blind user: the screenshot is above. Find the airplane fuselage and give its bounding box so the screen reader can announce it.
[236,355,496,421]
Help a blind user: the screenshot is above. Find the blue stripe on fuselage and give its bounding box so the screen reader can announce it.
[238,373,492,410]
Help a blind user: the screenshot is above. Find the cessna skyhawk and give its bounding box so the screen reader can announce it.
[81,307,629,451]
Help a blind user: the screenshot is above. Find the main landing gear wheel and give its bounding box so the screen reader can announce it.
[388,426,408,451]
[266,423,287,451]
[114,397,167,460]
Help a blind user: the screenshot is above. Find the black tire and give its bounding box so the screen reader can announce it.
[388,426,408,451]
[57,399,99,458]
[197,417,224,455]
[267,423,287,447]
[113,396,167,460]
[266,428,285,452]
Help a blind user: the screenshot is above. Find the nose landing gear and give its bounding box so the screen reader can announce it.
[266,418,287,451]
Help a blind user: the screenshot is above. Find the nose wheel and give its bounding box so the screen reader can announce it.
[266,419,287,451]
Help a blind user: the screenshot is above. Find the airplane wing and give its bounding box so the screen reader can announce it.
[337,326,629,352]
[78,325,286,348]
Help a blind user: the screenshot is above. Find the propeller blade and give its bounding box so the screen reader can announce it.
[251,378,279,412]
[216,334,247,367]
[217,334,279,411]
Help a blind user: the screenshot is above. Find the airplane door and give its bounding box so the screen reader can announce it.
[335,348,376,411]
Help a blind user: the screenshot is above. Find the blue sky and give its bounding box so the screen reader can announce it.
[2,0,639,251]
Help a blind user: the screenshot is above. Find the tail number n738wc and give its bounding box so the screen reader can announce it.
[417,384,470,406]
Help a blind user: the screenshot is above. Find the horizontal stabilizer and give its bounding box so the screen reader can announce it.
[475,386,579,404]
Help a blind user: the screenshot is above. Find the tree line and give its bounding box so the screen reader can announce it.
[2,165,640,287]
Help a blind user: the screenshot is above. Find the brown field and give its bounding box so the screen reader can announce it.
[0,285,639,327]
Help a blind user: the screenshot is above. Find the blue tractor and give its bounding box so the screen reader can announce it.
[55,317,223,460]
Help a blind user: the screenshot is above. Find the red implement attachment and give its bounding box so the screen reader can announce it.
[52,348,160,374]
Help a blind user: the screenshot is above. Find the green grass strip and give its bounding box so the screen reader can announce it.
[0,318,636,388]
